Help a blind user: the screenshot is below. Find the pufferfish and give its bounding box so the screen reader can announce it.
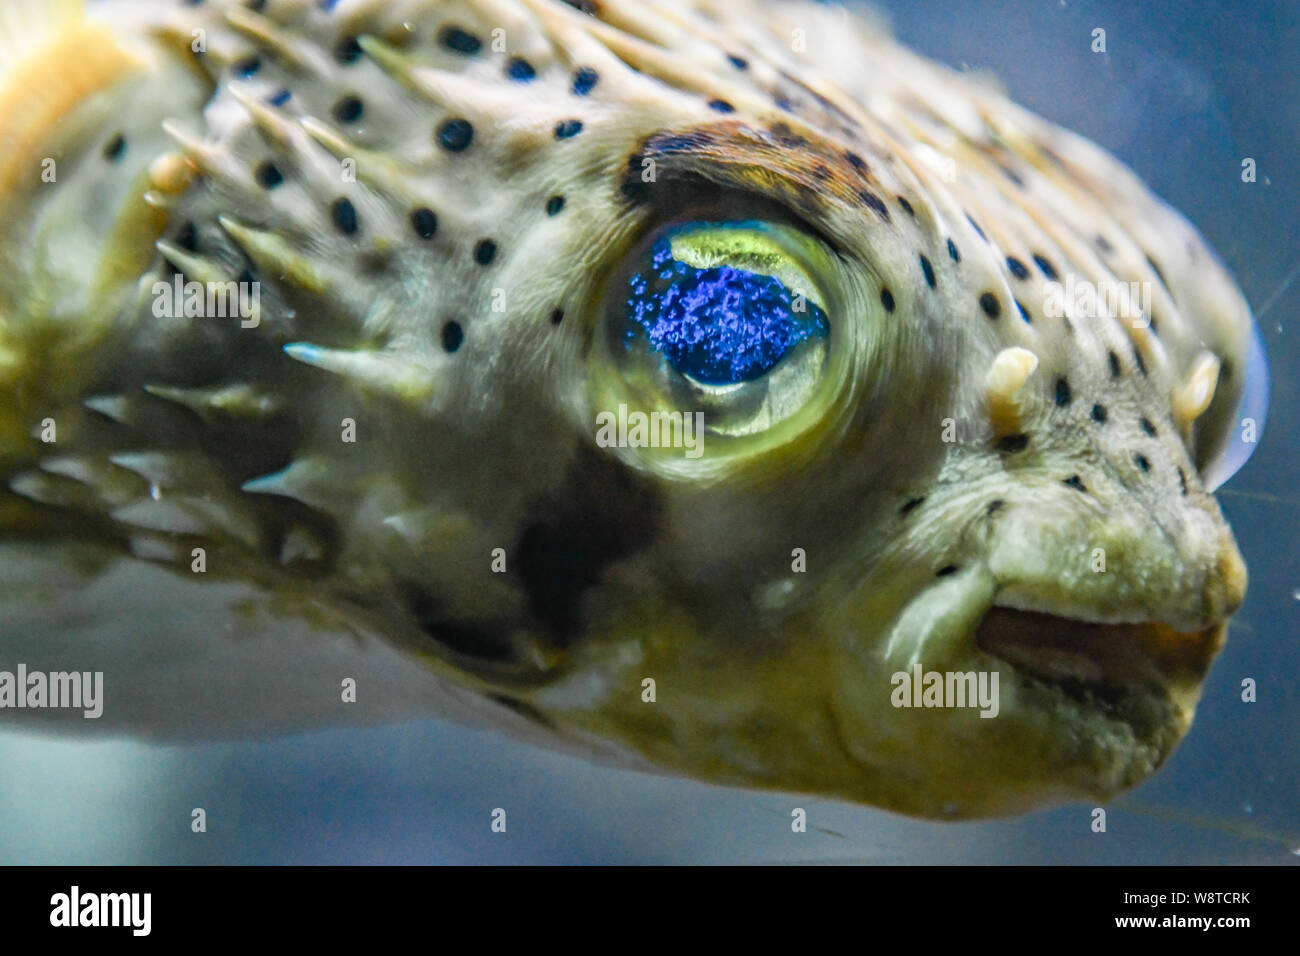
[0,0,1270,819]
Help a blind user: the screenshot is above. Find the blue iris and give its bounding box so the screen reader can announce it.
[624,237,828,385]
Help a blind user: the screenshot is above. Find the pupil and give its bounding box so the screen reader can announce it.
[624,236,828,385]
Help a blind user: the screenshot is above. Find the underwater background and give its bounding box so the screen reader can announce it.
[1,0,1296,864]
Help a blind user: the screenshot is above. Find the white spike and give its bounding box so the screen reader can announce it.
[985,347,1038,436]
[283,343,437,403]
[1172,350,1220,430]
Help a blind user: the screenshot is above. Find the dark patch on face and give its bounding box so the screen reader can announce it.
[996,433,1030,453]
[546,195,566,215]
[769,122,806,148]
[936,564,959,577]
[437,118,474,152]
[1006,256,1030,280]
[1108,350,1121,378]
[844,151,868,175]
[1095,235,1113,254]
[859,190,890,222]
[947,238,960,263]
[896,195,914,217]
[1134,454,1151,473]
[966,213,987,242]
[175,221,199,252]
[899,497,925,517]
[708,98,735,113]
[1177,467,1188,496]
[1140,417,1157,437]
[335,35,363,64]
[1145,254,1169,292]
[727,53,748,70]
[399,580,517,663]
[438,25,482,54]
[255,160,284,189]
[572,66,599,95]
[411,206,438,239]
[332,95,363,123]
[999,164,1025,187]
[473,238,497,265]
[515,444,662,644]
[550,308,564,325]
[880,287,895,312]
[986,499,1005,515]
[555,119,584,139]
[1091,404,1108,424]
[1032,254,1058,280]
[563,0,600,14]
[331,197,359,235]
[1063,474,1088,493]
[1133,347,1148,377]
[1014,299,1031,323]
[441,320,464,352]
[103,133,127,161]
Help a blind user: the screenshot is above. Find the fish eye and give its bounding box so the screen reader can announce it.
[596,219,840,448]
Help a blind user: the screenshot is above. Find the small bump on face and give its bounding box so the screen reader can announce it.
[441,320,464,353]
[880,287,895,312]
[979,292,1001,319]
[437,118,474,152]
[473,239,497,265]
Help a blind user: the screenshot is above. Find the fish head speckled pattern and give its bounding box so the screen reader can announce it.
[0,0,1269,817]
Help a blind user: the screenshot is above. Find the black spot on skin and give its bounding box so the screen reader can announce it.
[845,151,869,175]
[859,190,890,222]
[1063,475,1088,493]
[935,565,959,577]
[900,497,924,515]
[897,195,915,217]
[103,134,126,161]
[516,445,661,643]
[987,499,1005,515]
[1014,299,1031,323]
[920,254,935,288]
[563,0,600,15]
[1091,404,1108,424]
[1096,235,1113,254]
[473,239,497,265]
[437,118,474,151]
[506,57,536,82]
[947,238,960,263]
[1032,254,1058,280]
[545,195,565,215]
[979,292,1001,319]
[438,26,482,54]
[554,119,583,139]
[233,55,261,78]
[268,89,290,106]
[1108,350,1121,378]
[880,287,895,312]
[1135,454,1151,473]
[1178,467,1188,496]
[966,213,987,241]
[1133,347,1148,376]
[330,197,358,235]
[332,95,363,123]
[1006,256,1030,280]
[1140,417,1157,437]
[411,206,437,239]
[572,67,599,95]
[255,161,283,189]
[708,99,735,113]
[727,53,749,70]
[1147,314,1160,336]
[996,434,1030,453]
[1054,377,1072,407]
[442,321,464,352]
[550,308,564,325]
[335,35,363,64]
[999,164,1025,187]
[175,221,198,252]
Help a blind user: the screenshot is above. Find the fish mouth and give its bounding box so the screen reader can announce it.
[974,605,1225,715]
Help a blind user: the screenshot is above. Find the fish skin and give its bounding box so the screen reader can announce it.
[0,0,1266,817]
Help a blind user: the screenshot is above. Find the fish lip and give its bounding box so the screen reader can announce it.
[974,605,1225,705]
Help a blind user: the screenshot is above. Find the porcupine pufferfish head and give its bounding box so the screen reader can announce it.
[131,0,1265,817]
